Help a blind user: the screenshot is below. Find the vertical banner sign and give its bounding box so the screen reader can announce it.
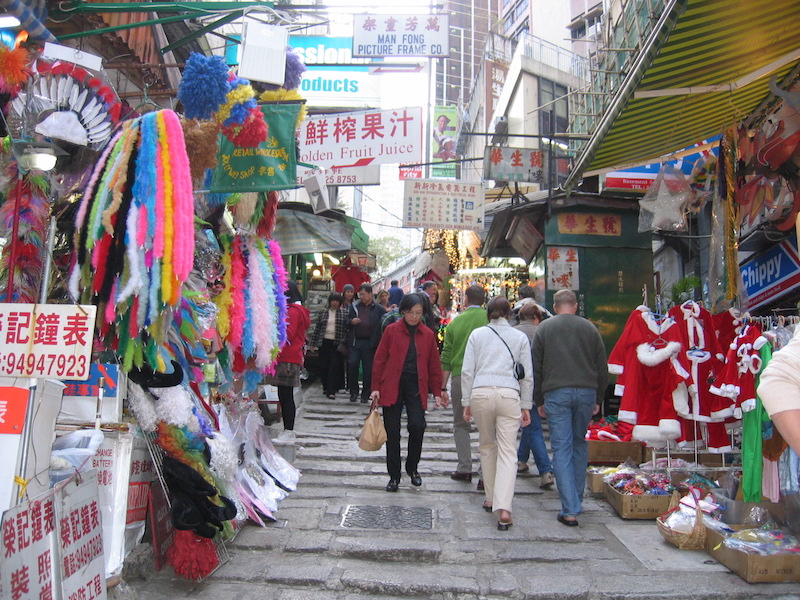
[485,60,509,130]
[352,14,449,58]
[148,482,174,571]
[431,106,457,179]
[483,146,548,184]
[57,473,107,600]
[1,492,58,600]
[211,103,302,193]
[403,179,484,231]
[547,246,580,291]
[298,107,423,171]
[0,304,96,379]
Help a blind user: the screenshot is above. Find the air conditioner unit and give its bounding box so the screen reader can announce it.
[238,22,288,84]
[494,115,509,134]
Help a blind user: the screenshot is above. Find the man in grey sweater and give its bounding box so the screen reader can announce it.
[532,289,607,527]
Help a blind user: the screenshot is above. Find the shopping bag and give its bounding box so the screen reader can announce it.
[358,409,387,451]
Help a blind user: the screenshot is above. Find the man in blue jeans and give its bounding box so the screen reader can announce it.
[532,290,607,526]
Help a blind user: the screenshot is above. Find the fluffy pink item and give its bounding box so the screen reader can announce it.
[268,240,288,295]
[246,238,275,370]
[164,110,195,282]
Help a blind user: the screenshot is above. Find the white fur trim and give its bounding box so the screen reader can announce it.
[672,383,690,417]
[753,335,768,351]
[709,405,735,420]
[658,419,682,440]
[707,444,732,454]
[608,363,624,375]
[618,409,638,424]
[671,356,690,379]
[633,424,667,442]
[597,430,622,442]
[636,341,681,366]
[614,383,625,396]
[733,407,743,420]
[739,398,756,413]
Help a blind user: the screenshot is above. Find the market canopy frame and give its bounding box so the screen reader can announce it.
[565,0,800,189]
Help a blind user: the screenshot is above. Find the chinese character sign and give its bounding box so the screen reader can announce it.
[353,14,449,57]
[1,493,58,600]
[403,179,484,231]
[483,146,548,184]
[557,213,621,236]
[0,304,96,380]
[547,246,580,291]
[298,107,423,169]
[212,103,301,193]
[484,60,508,130]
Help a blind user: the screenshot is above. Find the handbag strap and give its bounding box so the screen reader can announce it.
[486,326,516,367]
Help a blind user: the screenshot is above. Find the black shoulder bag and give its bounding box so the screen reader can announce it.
[486,326,525,380]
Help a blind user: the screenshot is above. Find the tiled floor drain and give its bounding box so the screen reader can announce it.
[341,505,433,530]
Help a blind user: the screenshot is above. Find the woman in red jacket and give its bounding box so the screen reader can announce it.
[370,293,445,492]
[264,281,310,441]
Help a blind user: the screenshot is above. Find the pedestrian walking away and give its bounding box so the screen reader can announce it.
[440,284,488,482]
[308,291,349,399]
[263,281,311,442]
[533,289,607,527]
[461,296,533,530]
[514,302,554,489]
[346,283,386,403]
[370,293,444,492]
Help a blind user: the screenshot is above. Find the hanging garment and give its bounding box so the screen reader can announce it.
[710,323,768,418]
[741,342,773,502]
[608,307,690,444]
[712,307,743,351]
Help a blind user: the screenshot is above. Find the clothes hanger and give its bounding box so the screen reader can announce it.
[133,78,160,113]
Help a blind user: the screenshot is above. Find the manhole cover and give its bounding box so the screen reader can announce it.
[341,505,433,530]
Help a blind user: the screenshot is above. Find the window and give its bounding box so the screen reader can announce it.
[539,78,568,137]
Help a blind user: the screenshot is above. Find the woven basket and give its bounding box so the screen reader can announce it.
[656,490,706,550]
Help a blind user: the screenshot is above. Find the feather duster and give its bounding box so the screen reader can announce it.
[248,242,276,370]
[0,45,30,94]
[181,119,219,182]
[227,237,246,352]
[177,53,230,120]
[256,191,279,237]
[221,107,268,148]
[268,240,289,346]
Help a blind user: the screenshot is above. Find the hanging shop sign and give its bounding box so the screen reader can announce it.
[432,106,457,179]
[484,60,508,130]
[352,14,449,58]
[483,146,548,184]
[57,473,107,600]
[547,246,580,291]
[402,179,484,231]
[298,107,423,170]
[0,304,96,380]
[1,491,58,600]
[557,213,622,236]
[741,233,800,311]
[347,251,376,271]
[506,216,544,265]
[212,103,301,193]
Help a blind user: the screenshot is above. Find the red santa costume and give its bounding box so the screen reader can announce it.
[608,307,690,445]
[712,308,742,353]
[667,301,731,452]
[710,322,767,418]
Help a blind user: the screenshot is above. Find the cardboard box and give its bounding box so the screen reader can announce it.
[588,440,644,465]
[587,471,607,497]
[604,482,672,519]
[641,450,727,467]
[705,525,800,583]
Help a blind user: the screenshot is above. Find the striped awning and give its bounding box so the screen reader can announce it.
[272,209,355,255]
[567,0,800,187]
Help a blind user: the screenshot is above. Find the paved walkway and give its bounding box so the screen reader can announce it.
[127,382,798,599]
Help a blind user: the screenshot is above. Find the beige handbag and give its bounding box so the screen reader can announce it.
[358,409,387,451]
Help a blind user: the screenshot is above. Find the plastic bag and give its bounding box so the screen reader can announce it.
[358,409,387,451]
[51,429,105,471]
[638,164,692,232]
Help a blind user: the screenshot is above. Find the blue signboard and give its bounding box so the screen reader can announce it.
[741,233,800,310]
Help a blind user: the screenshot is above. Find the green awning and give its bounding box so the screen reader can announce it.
[567,0,800,186]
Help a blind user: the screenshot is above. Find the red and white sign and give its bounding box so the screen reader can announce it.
[547,246,580,291]
[352,14,449,58]
[0,304,96,380]
[403,179,485,231]
[1,492,58,600]
[298,107,423,170]
[0,385,28,434]
[399,164,423,180]
[57,474,106,600]
[604,172,658,191]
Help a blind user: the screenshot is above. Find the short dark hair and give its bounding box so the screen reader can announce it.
[486,296,511,320]
[359,283,373,294]
[464,285,486,306]
[399,293,424,313]
[421,280,437,291]
[390,280,398,286]
[327,292,343,306]
[518,285,535,299]
[286,280,303,304]
[518,302,543,322]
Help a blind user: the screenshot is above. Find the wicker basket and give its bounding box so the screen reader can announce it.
[656,490,707,550]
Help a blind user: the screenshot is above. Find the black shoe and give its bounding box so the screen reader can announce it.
[557,514,579,527]
[350,394,358,402]
[408,472,422,487]
[386,479,399,492]
[450,471,473,482]
[476,478,485,491]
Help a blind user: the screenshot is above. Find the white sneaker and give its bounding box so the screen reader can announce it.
[276,430,296,442]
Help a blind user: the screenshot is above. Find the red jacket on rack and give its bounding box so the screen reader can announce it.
[371,319,442,410]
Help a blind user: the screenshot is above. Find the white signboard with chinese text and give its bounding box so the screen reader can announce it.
[353,14,449,58]
[92,433,132,577]
[0,304,96,380]
[547,246,580,291]
[298,108,423,170]
[57,472,107,600]
[1,491,58,600]
[483,146,548,184]
[403,179,485,231]
[296,164,381,187]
